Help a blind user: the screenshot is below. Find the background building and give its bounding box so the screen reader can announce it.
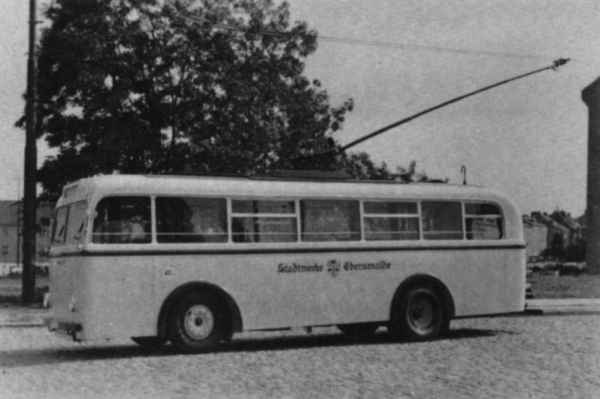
[0,200,53,276]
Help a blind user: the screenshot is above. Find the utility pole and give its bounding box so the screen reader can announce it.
[22,0,38,303]
[582,77,600,274]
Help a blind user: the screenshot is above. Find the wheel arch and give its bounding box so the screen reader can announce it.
[157,281,243,340]
[390,274,455,320]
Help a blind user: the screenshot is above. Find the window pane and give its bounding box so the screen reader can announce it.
[232,217,297,242]
[232,200,295,214]
[364,201,417,214]
[52,207,68,245]
[156,197,227,243]
[465,203,501,215]
[421,201,463,240]
[466,218,504,240]
[65,201,87,245]
[301,200,360,241]
[92,197,151,243]
[364,217,419,240]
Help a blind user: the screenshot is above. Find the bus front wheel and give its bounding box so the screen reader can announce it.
[389,284,448,341]
[169,291,227,353]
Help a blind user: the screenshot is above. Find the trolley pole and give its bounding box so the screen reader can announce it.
[22,0,38,303]
[341,58,570,152]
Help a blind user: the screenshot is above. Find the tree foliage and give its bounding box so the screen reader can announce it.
[29,0,398,197]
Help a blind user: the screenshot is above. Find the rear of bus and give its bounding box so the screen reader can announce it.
[45,183,91,340]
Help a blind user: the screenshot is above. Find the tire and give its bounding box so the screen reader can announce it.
[169,291,228,353]
[131,336,165,349]
[338,323,378,339]
[389,284,448,341]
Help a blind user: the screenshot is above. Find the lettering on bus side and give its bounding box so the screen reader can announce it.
[277,259,391,277]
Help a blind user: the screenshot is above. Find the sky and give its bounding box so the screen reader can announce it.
[1,0,599,217]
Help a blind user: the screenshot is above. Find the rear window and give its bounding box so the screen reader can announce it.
[51,201,88,246]
[52,207,68,245]
[92,197,151,243]
[65,201,88,244]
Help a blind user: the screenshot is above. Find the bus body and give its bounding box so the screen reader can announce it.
[46,174,525,347]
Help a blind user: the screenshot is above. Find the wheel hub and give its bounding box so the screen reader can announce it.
[183,304,215,340]
[407,294,435,333]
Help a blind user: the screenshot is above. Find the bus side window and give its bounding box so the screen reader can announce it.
[231,200,296,243]
[465,203,504,240]
[92,197,151,244]
[421,201,463,240]
[300,200,360,241]
[363,201,419,241]
[156,197,227,243]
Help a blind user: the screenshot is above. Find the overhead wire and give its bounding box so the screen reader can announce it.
[174,11,551,61]
[38,4,555,62]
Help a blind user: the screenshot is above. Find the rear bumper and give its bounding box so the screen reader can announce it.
[44,317,83,341]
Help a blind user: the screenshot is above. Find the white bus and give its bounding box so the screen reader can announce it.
[46,174,526,352]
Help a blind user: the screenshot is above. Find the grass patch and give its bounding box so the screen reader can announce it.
[528,272,600,298]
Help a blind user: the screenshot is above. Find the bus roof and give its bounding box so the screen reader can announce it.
[56,174,518,211]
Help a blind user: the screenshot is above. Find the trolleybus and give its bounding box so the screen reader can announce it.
[46,174,526,352]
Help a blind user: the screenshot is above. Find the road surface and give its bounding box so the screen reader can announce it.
[0,314,598,398]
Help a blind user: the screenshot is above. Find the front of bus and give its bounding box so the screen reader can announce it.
[44,180,92,341]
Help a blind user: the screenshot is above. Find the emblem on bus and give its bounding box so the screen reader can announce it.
[326,259,341,277]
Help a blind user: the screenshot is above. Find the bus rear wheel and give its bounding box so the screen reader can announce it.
[390,284,447,341]
[338,323,378,339]
[169,291,227,353]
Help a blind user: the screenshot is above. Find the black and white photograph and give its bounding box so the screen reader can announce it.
[0,1,599,398]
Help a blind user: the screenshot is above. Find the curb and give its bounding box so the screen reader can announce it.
[0,307,48,328]
[525,298,600,315]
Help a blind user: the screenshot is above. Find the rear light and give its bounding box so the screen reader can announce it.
[43,292,51,308]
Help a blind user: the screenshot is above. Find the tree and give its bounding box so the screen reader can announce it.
[29,0,393,197]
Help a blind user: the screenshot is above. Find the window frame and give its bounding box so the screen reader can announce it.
[463,201,505,240]
[299,198,362,242]
[230,198,299,243]
[154,195,229,244]
[51,206,69,246]
[362,200,420,241]
[420,200,465,241]
[91,195,152,244]
[82,193,507,246]
[65,200,89,245]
